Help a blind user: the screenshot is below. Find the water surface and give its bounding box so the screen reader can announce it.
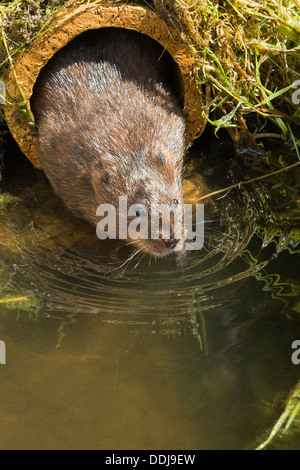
[0,131,299,450]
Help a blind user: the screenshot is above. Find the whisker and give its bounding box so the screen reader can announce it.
[118,248,144,277]
[133,253,145,269]
[108,239,139,256]
[192,218,227,226]
[122,248,143,267]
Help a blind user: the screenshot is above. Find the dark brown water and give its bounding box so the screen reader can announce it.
[0,131,299,450]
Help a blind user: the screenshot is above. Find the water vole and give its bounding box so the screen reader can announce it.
[32,28,187,257]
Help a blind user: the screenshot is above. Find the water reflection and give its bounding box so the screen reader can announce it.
[0,131,299,449]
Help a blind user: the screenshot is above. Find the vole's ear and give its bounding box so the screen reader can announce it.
[90,154,117,190]
[127,177,150,207]
[134,177,150,198]
[91,159,124,204]
[90,167,111,205]
[93,168,111,187]
[153,146,182,170]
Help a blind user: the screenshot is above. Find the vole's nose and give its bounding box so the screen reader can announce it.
[165,239,179,250]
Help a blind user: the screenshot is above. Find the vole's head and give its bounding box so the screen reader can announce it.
[92,141,186,257]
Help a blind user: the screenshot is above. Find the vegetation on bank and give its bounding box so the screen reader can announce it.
[0,0,299,147]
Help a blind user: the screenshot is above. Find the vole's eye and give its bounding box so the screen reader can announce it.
[172,198,179,208]
[135,207,146,217]
[158,153,166,165]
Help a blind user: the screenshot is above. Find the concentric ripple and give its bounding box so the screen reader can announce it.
[0,144,299,325]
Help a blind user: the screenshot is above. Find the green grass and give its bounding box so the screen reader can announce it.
[0,0,299,144]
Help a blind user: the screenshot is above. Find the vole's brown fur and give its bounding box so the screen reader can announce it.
[32,28,186,257]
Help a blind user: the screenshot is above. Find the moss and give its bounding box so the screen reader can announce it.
[0,192,18,209]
